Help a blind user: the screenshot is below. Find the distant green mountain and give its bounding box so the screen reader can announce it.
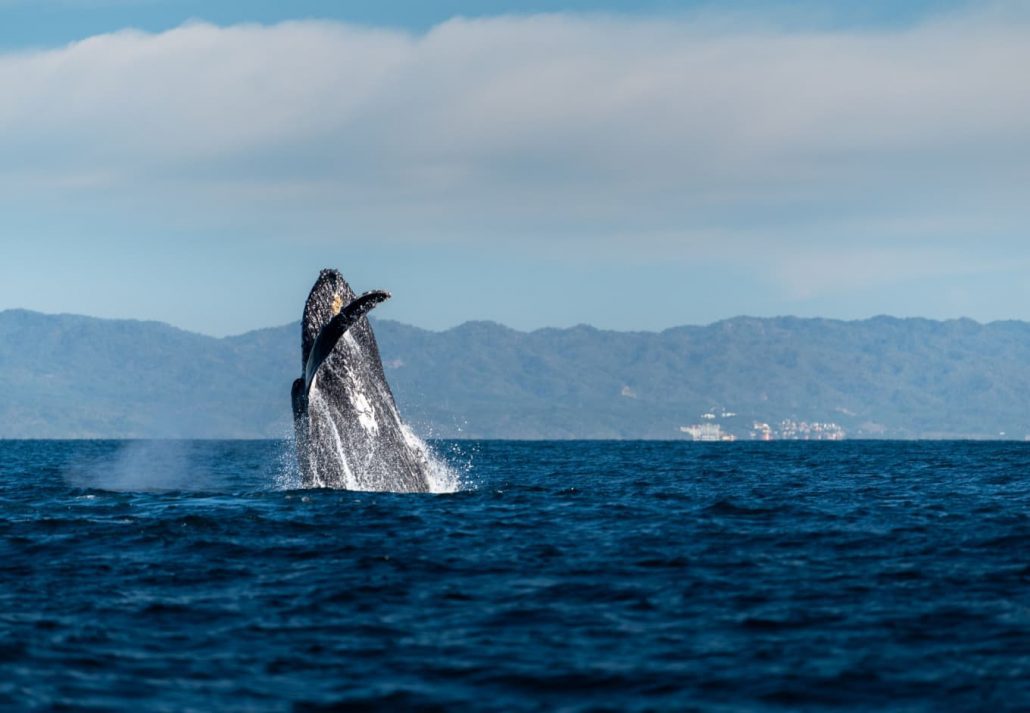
[1,309,1028,439]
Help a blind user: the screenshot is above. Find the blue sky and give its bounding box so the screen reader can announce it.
[0,1,969,46]
[1,0,1028,335]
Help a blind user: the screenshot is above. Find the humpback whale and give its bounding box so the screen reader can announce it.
[291,269,434,492]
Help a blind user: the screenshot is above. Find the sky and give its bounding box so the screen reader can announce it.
[1,0,1028,336]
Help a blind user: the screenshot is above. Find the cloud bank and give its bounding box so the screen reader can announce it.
[1,8,1029,300]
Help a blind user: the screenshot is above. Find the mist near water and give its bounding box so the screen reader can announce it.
[63,440,281,493]
[62,437,471,494]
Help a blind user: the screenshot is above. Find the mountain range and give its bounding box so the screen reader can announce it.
[1,309,1028,439]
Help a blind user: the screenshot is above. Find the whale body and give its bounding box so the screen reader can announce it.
[291,269,433,492]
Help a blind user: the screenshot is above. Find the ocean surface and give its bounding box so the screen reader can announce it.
[1,440,1028,712]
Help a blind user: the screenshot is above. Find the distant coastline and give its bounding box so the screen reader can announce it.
[2,309,1028,441]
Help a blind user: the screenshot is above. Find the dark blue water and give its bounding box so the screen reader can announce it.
[1,440,1028,711]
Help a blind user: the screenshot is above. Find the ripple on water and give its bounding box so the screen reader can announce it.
[0,440,1027,711]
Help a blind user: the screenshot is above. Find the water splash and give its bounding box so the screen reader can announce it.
[399,424,468,494]
[292,384,471,494]
[271,437,303,491]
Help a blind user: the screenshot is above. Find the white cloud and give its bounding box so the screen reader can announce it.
[1,9,1029,298]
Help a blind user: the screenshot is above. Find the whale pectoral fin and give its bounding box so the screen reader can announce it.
[303,290,391,394]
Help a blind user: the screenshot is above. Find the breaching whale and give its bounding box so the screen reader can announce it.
[291,269,434,492]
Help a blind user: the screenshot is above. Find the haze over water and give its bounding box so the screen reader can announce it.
[1,439,1027,711]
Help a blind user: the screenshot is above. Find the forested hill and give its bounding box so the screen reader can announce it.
[2,309,1028,439]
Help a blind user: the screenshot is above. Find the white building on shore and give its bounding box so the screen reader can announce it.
[680,423,736,442]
